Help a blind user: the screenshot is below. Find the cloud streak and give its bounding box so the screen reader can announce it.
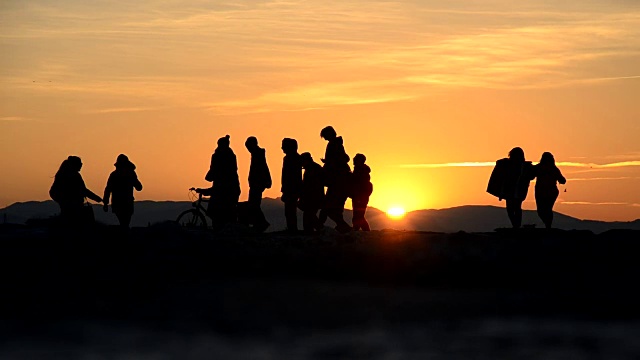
[2,1,639,113]
[399,161,640,169]
[560,201,636,206]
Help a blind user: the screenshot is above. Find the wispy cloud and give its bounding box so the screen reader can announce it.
[0,116,30,121]
[560,201,634,206]
[399,162,496,168]
[557,161,640,168]
[2,1,639,113]
[399,161,640,169]
[567,177,639,181]
[87,107,159,114]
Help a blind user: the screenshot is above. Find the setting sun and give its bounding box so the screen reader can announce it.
[387,207,406,219]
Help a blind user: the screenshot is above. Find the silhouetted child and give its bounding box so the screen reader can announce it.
[103,154,143,229]
[299,152,325,233]
[351,153,373,231]
[245,136,272,233]
[204,135,241,229]
[281,138,302,232]
[49,156,103,228]
[320,126,351,233]
[533,152,566,229]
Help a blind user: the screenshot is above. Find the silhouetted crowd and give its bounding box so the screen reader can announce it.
[49,131,567,233]
[49,126,373,234]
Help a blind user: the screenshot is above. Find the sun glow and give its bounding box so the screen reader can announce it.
[387,207,406,219]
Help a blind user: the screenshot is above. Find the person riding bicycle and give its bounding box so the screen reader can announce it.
[201,134,241,228]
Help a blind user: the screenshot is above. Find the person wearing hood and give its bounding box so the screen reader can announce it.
[533,152,566,229]
[351,153,373,231]
[103,154,143,229]
[49,155,103,227]
[200,134,241,228]
[320,126,352,233]
[281,138,302,232]
[245,136,272,232]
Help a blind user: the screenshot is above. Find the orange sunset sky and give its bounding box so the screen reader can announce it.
[1,0,639,221]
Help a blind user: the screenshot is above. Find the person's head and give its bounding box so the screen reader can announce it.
[217,134,231,148]
[354,153,366,166]
[245,136,259,151]
[67,155,82,172]
[508,147,525,162]
[320,126,337,141]
[281,138,298,154]
[539,152,555,165]
[114,154,135,170]
[300,152,313,168]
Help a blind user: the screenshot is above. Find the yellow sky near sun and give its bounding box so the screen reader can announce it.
[1,0,639,221]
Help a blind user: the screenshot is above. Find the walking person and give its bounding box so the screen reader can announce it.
[245,136,272,232]
[488,147,534,228]
[49,155,103,228]
[319,126,352,233]
[351,153,373,231]
[281,138,302,233]
[103,154,143,230]
[202,135,241,229]
[299,152,325,233]
[533,152,566,229]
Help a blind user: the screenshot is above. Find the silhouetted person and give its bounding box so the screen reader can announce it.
[49,156,102,228]
[299,152,325,233]
[351,153,373,231]
[493,147,534,228]
[533,152,566,229]
[245,136,272,232]
[281,138,302,232]
[102,154,143,230]
[203,135,241,229]
[319,126,352,233]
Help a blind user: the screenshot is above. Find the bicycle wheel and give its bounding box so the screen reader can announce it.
[176,209,207,229]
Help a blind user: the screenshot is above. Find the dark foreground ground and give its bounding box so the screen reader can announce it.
[1,223,639,359]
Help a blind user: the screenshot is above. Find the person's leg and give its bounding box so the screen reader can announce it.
[537,193,558,229]
[284,200,298,231]
[360,200,370,231]
[116,211,132,229]
[248,187,269,231]
[352,198,364,231]
[325,188,350,232]
[506,198,523,228]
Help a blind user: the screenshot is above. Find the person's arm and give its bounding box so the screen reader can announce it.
[85,188,103,203]
[103,174,112,211]
[557,168,566,185]
[80,175,103,203]
[133,173,143,191]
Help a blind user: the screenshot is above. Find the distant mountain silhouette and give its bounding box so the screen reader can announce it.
[1,200,638,233]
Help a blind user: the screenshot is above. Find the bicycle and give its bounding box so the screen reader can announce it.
[176,188,210,229]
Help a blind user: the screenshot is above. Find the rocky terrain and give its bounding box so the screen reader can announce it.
[0,224,639,359]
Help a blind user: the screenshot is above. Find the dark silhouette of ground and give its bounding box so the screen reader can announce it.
[0,224,639,358]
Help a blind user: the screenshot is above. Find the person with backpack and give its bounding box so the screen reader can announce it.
[49,156,103,228]
[487,147,535,228]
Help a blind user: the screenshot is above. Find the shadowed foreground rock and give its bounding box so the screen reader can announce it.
[0,224,639,359]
